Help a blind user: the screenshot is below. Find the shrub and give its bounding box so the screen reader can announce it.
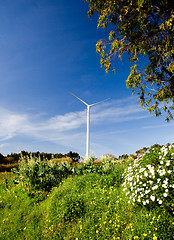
[122,144,174,213]
[12,156,73,192]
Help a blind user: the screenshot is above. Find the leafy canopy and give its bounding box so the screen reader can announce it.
[85,0,174,120]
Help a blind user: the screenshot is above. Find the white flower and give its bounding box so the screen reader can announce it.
[147,165,152,169]
[168,170,172,174]
[150,195,155,201]
[163,178,169,185]
[166,160,170,166]
[143,201,146,205]
[136,175,140,181]
[160,160,163,164]
[159,169,166,176]
[144,171,148,177]
[157,178,161,183]
[145,190,150,194]
[150,169,155,176]
[146,199,149,204]
[165,189,169,192]
[152,185,158,190]
[139,168,146,173]
[163,193,168,197]
[158,200,162,205]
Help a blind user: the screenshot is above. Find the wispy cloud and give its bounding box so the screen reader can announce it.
[0,97,149,153]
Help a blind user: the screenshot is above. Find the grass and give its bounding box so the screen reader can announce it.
[0,149,173,240]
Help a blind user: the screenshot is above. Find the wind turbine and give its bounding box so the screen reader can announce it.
[71,93,109,159]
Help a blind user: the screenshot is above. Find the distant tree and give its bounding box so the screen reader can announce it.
[55,153,64,159]
[4,156,16,164]
[136,147,148,156]
[85,0,174,120]
[118,154,128,160]
[65,151,80,162]
[0,153,5,164]
[150,143,162,149]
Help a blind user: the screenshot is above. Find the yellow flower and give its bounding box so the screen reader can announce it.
[153,235,157,240]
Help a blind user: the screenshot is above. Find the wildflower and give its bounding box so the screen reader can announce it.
[153,235,157,240]
[164,178,169,184]
[163,193,168,197]
[150,195,155,201]
[146,199,149,204]
[166,160,170,166]
[145,189,150,194]
[152,185,158,190]
[157,178,161,183]
[158,200,162,205]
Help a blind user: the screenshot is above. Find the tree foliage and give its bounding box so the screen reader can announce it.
[85,0,174,120]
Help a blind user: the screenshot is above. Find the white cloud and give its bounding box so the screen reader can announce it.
[0,97,150,154]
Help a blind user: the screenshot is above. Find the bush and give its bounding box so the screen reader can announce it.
[13,157,73,192]
[122,144,174,213]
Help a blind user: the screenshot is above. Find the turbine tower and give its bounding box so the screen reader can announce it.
[71,93,109,159]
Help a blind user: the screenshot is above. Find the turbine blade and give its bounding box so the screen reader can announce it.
[89,98,110,107]
[70,93,88,106]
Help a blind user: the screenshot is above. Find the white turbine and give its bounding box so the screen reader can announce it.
[71,93,109,159]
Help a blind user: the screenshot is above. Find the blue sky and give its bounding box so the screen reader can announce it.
[0,0,173,158]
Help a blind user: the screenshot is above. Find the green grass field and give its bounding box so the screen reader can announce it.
[0,145,173,239]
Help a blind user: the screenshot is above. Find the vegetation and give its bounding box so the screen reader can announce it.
[85,0,174,121]
[0,151,80,172]
[0,143,173,239]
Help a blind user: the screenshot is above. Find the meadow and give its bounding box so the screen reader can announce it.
[0,144,173,240]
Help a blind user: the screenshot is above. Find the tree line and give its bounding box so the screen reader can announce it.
[0,151,80,165]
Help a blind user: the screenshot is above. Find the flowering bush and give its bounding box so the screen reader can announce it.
[122,144,174,211]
